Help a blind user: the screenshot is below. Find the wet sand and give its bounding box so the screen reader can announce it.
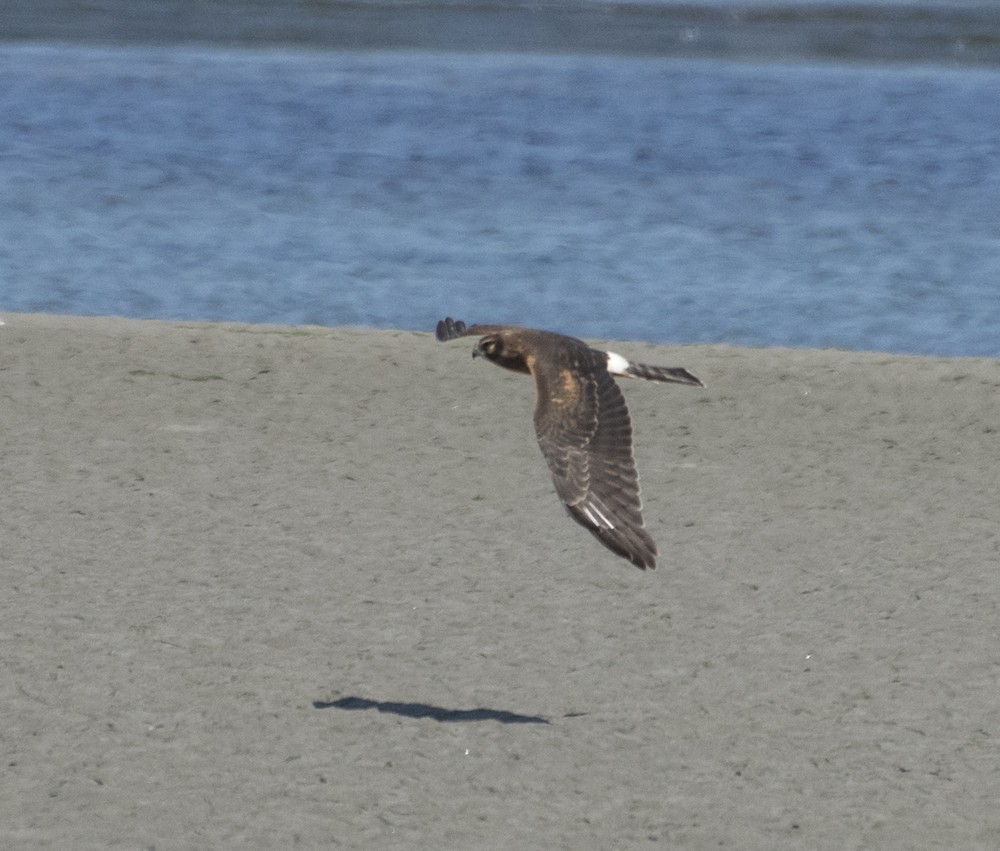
[6,0,1000,66]
[2,312,999,848]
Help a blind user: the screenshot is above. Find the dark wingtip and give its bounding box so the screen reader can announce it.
[566,505,658,570]
[614,536,657,571]
[435,317,468,342]
[631,544,657,571]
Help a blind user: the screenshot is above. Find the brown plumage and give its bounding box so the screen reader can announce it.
[435,317,704,570]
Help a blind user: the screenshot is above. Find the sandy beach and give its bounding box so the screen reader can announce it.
[2,312,998,849]
[7,0,1000,66]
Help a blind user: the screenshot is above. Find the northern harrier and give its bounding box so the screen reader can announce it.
[435,317,704,570]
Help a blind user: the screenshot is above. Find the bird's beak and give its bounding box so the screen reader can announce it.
[472,343,482,359]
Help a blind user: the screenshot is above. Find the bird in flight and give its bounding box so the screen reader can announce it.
[435,317,704,570]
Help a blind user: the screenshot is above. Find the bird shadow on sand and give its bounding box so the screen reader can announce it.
[313,695,568,725]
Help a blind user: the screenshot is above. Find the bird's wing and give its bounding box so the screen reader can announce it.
[435,317,509,341]
[435,317,471,340]
[532,350,657,570]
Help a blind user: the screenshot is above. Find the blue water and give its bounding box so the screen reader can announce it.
[2,42,999,355]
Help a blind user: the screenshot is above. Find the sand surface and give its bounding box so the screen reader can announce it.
[8,1,1000,66]
[2,313,999,849]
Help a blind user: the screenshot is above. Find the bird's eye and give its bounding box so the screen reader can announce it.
[484,339,499,354]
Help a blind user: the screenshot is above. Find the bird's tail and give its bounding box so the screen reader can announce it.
[627,361,705,387]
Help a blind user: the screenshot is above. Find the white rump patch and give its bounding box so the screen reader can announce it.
[605,351,631,377]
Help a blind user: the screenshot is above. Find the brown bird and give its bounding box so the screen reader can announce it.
[435,317,704,570]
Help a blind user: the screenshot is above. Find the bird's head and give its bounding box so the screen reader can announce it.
[473,335,503,360]
[472,333,530,374]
